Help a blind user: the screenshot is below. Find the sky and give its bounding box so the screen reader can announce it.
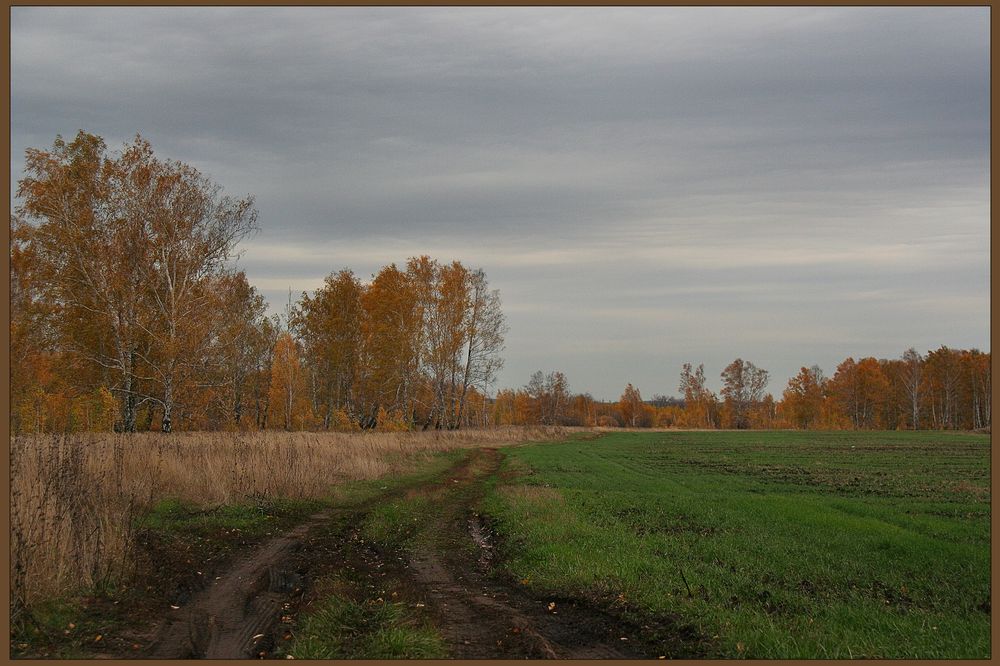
[10,7,990,400]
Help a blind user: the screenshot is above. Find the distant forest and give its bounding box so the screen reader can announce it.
[502,350,990,431]
[10,132,990,434]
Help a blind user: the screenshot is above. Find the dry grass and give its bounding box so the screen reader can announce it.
[9,426,571,614]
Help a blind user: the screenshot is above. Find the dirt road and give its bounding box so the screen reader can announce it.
[137,447,696,659]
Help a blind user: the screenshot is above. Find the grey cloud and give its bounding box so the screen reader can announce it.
[11,7,989,399]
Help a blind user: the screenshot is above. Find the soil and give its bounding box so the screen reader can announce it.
[118,447,706,659]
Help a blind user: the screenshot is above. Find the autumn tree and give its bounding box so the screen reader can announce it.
[781,366,827,429]
[748,393,778,429]
[250,316,281,429]
[17,132,143,431]
[403,257,506,430]
[962,350,991,430]
[720,359,769,429]
[10,214,59,433]
[418,260,469,429]
[267,332,312,430]
[525,370,571,425]
[618,383,644,427]
[453,268,507,428]
[678,363,716,428]
[570,393,598,426]
[125,139,257,432]
[922,346,964,430]
[827,357,888,429]
[897,348,924,430]
[357,264,420,428]
[293,269,363,428]
[208,272,270,429]
[16,132,257,432]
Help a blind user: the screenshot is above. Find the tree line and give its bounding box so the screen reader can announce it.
[496,350,990,431]
[10,132,989,434]
[11,132,505,433]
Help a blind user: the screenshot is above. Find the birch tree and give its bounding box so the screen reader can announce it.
[720,358,769,429]
[453,268,506,429]
[17,132,150,431]
[17,133,258,432]
[899,348,923,430]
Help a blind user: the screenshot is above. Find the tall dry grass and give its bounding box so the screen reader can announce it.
[9,426,569,615]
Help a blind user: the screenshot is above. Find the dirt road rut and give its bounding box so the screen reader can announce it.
[139,447,698,659]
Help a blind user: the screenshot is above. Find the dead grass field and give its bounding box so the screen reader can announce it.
[10,426,570,613]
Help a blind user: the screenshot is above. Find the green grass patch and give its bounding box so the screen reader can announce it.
[286,592,445,659]
[362,494,438,548]
[11,596,123,659]
[141,496,324,539]
[484,431,991,659]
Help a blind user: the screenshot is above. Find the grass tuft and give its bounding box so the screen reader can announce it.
[288,593,445,659]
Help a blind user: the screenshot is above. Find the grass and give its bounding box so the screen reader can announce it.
[142,496,323,536]
[285,590,445,659]
[10,596,123,659]
[483,430,991,659]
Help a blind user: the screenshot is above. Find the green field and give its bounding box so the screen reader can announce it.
[483,431,991,658]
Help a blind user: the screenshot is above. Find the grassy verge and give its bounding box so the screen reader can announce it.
[483,431,990,659]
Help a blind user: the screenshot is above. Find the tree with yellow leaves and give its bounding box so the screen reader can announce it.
[267,333,313,431]
[618,383,644,428]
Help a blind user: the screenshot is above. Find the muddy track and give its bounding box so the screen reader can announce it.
[144,516,320,658]
[138,447,701,659]
[401,448,642,659]
[139,454,475,659]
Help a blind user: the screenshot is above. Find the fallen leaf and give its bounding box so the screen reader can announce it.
[94,635,103,642]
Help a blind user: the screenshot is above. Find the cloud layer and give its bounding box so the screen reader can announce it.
[11,7,989,399]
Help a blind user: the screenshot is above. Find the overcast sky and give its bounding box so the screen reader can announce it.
[11,7,989,400]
